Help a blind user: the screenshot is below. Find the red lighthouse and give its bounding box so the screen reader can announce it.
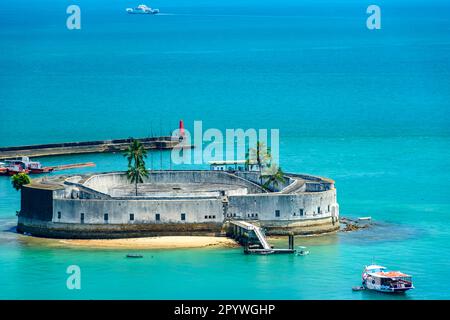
[179,119,185,139]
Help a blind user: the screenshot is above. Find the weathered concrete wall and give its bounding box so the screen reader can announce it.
[17,217,223,239]
[234,171,294,192]
[227,188,338,220]
[259,216,340,235]
[53,198,224,224]
[20,187,54,221]
[83,171,265,195]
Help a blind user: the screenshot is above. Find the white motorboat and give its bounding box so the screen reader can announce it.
[126,4,159,14]
[296,246,310,256]
[362,265,414,293]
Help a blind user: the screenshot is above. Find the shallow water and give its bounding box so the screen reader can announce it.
[0,0,449,299]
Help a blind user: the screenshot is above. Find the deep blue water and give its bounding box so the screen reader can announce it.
[0,0,449,299]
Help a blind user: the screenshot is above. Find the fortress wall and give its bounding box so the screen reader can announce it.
[233,171,294,191]
[108,187,248,199]
[226,189,339,235]
[83,171,264,195]
[51,188,337,226]
[17,217,223,239]
[20,187,54,221]
[63,184,110,200]
[259,216,339,235]
[18,171,340,238]
[52,197,224,225]
[227,189,338,221]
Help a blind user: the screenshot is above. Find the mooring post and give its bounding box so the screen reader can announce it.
[243,235,249,253]
[288,234,294,250]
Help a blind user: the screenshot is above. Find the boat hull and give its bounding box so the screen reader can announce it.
[2,169,30,176]
[30,167,54,174]
[362,282,414,293]
[126,9,159,14]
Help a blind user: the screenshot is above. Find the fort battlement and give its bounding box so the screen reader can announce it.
[17,170,339,239]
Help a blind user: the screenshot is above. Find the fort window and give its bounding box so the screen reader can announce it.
[212,215,216,219]
[104,213,108,222]
[181,213,186,221]
[317,207,321,214]
[129,213,134,221]
[80,213,84,223]
[57,211,61,219]
[300,209,304,216]
[328,205,330,212]
[156,214,160,221]
[205,215,208,219]
[275,210,280,217]
[255,213,258,217]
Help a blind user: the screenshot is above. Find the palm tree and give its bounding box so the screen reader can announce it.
[246,141,272,185]
[124,139,149,196]
[11,173,31,191]
[262,166,286,191]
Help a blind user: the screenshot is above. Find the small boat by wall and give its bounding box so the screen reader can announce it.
[126,253,144,258]
[362,265,414,293]
[296,246,310,256]
[244,249,274,255]
[352,286,365,291]
[0,162,6,174]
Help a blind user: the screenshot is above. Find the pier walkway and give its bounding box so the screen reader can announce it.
[229,220,271,249]
[228,220,295,254]
[0,136,191,160]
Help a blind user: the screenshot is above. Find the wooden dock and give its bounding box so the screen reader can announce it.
[0,136,191,160]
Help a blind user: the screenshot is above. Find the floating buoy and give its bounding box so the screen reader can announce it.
[352,286,365,291]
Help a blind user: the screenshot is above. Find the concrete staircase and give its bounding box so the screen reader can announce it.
[229,220,271,249]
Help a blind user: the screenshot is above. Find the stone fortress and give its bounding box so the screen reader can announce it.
[17,169,339,239]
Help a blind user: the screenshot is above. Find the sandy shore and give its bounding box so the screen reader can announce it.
[55,236,238,249]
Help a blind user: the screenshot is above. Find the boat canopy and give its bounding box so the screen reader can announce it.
[365,265,386,270]
[375,271,411,278]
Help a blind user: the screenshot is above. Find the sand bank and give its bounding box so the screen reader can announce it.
[56,236,238,249]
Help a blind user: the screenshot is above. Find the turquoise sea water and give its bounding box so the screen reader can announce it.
[0,0,449,299]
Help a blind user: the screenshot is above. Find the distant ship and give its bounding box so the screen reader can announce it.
[126,4,159,14]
